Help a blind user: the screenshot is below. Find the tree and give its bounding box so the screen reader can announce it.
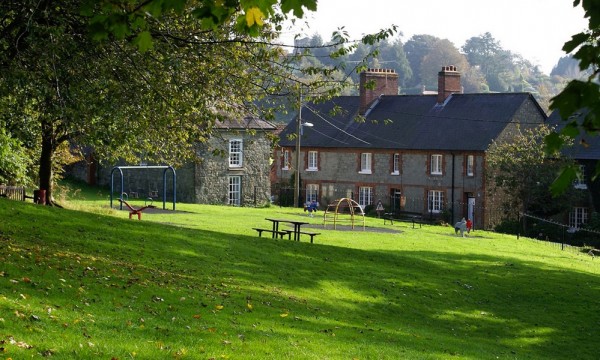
[463,33,515,92]
[0,0,395,205]
[546,0,600,194]
[462,32,502,69]
[371,39,412,89]
[419,39,469,88]
[550,55,591,79]
[486,125,578,223]
[2,1,285,204]
[403,34,440,88]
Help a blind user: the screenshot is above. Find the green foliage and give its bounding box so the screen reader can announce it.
[85,0,317,47]
[493,218,521,235]
[0,129,33,186]
[487,125,577,220]
[584,211,600,231]
[547,0,600,192]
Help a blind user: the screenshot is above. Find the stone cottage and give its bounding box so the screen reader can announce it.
[69,117,276,206]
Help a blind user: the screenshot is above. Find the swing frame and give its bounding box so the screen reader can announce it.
[110,166,177,211]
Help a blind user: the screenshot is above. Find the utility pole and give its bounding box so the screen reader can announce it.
[293,87,302,208]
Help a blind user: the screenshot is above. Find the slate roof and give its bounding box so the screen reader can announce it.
[279,93,544,151]
[215,116,276,131]
[546,109,600,160]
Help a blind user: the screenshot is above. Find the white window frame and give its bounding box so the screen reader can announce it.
[392,153,400,175]
[228,176,241,206]
[431,154,442,175]
[466,155,474,177]
[307,151,318,171]
[359,186,373,209]
[428,190,444,213]
[569,207,588,229]
[306,184,319,203]
[282,150,290,170]
[228,139,243,168]
[574,165,587,189]
[359,153,372,174]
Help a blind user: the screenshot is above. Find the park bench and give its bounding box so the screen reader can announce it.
[118,199,156,220]
[383,211,424,228]
[252,228,293,239]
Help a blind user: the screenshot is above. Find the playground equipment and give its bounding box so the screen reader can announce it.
[110,165,176,211]
[118,199,156,220]
[323,198,365,230]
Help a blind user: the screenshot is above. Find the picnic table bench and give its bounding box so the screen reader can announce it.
[252,228,292,239]
[383,211,424,228]
[294,230,320,243]
[118,199,156,220]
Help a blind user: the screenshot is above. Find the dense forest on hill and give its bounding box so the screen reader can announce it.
[284,32,590,119]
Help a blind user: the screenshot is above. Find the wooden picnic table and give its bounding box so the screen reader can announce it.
[264,218,309,242]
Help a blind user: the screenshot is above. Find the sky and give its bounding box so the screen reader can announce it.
[279,0,588,75]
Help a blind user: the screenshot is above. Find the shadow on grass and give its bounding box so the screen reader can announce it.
[1,199,599,359]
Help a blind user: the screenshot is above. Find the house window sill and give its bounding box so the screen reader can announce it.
[282,167,289,171]
[391,171,400,176]
[306,168,318,172]
[358,171,372,175]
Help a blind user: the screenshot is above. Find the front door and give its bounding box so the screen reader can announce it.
[467,197,475,226]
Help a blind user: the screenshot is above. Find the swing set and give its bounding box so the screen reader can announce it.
[110,166,177,211]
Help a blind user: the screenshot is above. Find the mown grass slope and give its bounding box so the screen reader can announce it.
[1,196,599,359]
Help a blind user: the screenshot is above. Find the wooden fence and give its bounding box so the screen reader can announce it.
[0,185,26,201]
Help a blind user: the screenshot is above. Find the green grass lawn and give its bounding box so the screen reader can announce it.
[1,186,599,359]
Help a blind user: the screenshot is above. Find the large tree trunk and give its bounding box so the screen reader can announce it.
[38,119,54,205]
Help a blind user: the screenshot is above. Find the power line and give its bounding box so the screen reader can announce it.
[304,104,371,145]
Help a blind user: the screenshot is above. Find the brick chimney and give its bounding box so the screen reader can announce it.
[359,68,399,115]
[437,65,461,104]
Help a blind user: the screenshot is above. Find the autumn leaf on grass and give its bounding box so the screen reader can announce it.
[215,305,224,311]
[246,303,253,311]
[280,312,289,318]
[193,314,201,319]
[9,337,33,349]
[245,7,264,27]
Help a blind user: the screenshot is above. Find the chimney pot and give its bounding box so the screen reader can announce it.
[437,66,462,104]
[359,68,399,115]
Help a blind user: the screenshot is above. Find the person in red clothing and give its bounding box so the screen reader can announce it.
[466,218,473,234]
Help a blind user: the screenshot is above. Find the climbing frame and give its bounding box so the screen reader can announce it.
[323,198,365,230]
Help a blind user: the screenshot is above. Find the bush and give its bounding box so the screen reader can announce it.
[494,219,520,235]
[0,129,33,186]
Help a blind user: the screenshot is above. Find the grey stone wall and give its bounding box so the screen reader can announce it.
[276,147,486,225]
[195,130,272,206]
